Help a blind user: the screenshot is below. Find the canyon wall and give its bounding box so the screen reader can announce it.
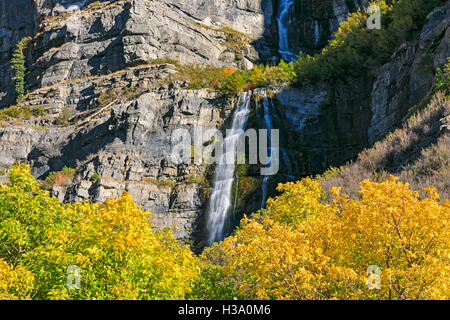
[0,0,448,246]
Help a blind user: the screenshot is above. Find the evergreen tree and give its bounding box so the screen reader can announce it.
[11,37,30,102]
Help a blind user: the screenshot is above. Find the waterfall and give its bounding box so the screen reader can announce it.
[277,0,297,61]
[281,149,294,180]
[206,92,252,245]
[314,20,320,46]
[260,90,276,209]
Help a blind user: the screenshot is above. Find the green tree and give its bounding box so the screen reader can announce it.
[11,37,31,102]
[435,60,449,96]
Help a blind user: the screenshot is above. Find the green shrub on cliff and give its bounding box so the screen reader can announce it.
[264,60,296,85]
[435,58,450,96]
[56,108,72,126]
[0,105,47,121]
[159,59,297,97]
[218,71,247,96]
[40,166,77,190]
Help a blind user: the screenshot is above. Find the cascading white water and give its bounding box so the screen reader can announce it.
[206,92,252,245]
[260,90,277,209]
[314,20,320,46]
[277,0,297,61]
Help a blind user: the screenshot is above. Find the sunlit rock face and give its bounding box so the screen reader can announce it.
[0,64,235,243]
[0,0,271,245]
[0,0,275,108]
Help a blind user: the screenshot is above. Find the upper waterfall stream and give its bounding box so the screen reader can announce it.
[277,0,297,61]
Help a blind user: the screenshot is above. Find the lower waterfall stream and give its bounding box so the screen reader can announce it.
[205,92,252,245]
[260,90,275,209]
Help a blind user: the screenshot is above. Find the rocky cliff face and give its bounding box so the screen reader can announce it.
[0,0,39,106]
[369,3,450,144]
[0,0,448,247]
[0,0,278,244]
[0,0,373,108]
[1,0,275,108]
[287,0,369,53]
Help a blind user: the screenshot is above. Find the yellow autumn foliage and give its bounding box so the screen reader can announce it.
[0,164,200,300]
[204,177,450,300]
[34,192,200,300]
[1,165,449,300]
[265,177,324,226]
[0,258,34,299]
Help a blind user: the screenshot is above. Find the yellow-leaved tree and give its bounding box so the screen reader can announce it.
[0,164,200,300]
[0,258,34,299]
[2,164,449,300]
[201,177,450,300]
